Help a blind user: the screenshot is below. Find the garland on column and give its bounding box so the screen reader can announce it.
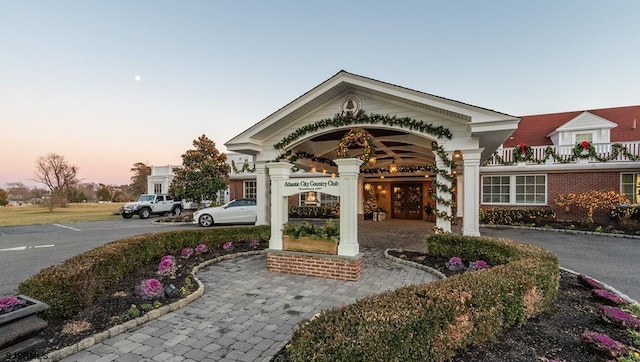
[430,141,456,233]
[483,141,640,166]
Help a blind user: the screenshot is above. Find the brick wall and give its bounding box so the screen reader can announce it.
[480,171,621,223]
[549,171,619,222]
[266,251,363,281]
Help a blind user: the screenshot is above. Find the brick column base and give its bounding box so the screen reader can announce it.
[266,250,363,281]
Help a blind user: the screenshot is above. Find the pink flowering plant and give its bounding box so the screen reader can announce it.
[157,255,177,278]
[601,305,640,329]
[223,241,234,252]
[0,295,27,314]
[468,260,490,272]
[249,239,260,249]
[578,274,605,290]
[135,278,164,300]
[195,244,207,254]
[592,288,626,305]
[181,247,194,259]
[581,331,630,359]
[445,256,465,272]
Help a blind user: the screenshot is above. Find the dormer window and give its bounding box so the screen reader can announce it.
[575,133,593,143]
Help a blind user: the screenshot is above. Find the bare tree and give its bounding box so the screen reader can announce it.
[33,153,80,209]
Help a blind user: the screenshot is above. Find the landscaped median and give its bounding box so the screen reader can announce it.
[286,234,559,361]
[17,226,270,320]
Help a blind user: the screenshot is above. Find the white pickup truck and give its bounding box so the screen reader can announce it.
[120,194,183,219]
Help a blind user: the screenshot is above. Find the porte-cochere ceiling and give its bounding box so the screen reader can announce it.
[286,127,440,178]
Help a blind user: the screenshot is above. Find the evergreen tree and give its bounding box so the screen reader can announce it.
[130,162,151,197]
[169,134,229,205]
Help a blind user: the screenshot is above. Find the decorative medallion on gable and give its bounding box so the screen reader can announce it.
[340,95,362,114]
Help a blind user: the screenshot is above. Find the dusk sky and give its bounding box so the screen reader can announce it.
[2,1,639,188]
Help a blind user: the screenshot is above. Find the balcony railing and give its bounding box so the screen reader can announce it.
[483,141,640,166]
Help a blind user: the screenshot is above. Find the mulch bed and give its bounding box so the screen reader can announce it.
[35,241,263,355]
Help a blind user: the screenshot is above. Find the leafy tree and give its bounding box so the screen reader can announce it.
[130,162,151,197]
[0,188,8,206]
[169,134,229,205]
[33,153,80,209]
[97,184,113,201]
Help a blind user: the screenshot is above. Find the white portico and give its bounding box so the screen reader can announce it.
[225,70,520,237]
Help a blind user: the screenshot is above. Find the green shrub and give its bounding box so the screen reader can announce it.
[18,226,270,320]
[481,208,555,225]
[288,234,559,361]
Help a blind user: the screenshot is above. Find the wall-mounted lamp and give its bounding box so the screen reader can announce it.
[368,156,377,166]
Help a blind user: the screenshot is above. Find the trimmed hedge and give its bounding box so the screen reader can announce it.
[18,226,270,320]
[288,206,339,219]
[481,208,555,225]
[288,234,559,361]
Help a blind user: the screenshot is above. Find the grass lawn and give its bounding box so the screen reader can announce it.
[0,202,126,227]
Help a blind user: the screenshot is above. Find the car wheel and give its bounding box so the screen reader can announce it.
[172,206,182,216]
[122,214,132,219]
[139,208,151,219]
[199,214,214,227]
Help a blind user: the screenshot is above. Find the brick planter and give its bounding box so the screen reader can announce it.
[267,250,363,281]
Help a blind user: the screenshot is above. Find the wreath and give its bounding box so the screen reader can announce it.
[572,140,594,158]
[513,143,533,163]
[336,129,375,163]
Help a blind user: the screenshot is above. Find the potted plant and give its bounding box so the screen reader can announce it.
[0,294,49,354]
[281,220,339,254]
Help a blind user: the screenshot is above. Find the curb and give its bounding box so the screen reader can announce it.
[41,250,267,362]
[383,249,446,280]
[559,266,639,305]
[481,224,640,240]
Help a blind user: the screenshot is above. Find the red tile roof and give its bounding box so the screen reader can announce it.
[503,105,640,147]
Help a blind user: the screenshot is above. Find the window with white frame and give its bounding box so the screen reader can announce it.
[243,180,257,199]
[621,173,640,204]
[575,132,593,143]
[482,176,510,204]
[482,175,547,205]
[153,183,162,195]
[320,194,340,207]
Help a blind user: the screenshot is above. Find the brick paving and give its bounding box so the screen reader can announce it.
[62,220,440,362]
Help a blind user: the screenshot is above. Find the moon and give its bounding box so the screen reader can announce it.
[135,75,141,82]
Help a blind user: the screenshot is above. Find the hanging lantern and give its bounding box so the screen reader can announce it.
[389,161,398,174]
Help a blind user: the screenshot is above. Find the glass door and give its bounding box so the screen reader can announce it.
[391,184,423,219]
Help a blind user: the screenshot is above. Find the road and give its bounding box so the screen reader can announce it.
[1,221,638,304]
[0,218,197,296]
[480,226,639,303]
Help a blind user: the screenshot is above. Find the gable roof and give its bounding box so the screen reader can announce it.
[226,70,520,162]
[503,105,640,147]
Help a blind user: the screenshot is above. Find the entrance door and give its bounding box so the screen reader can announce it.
[391,184,423,219]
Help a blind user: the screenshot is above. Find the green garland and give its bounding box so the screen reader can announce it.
[430,141,457,230]
[484,142,640,166]
[513,143,533,163]
[274,110,452,150]
[336,129,375,163]
[231,160,256,173]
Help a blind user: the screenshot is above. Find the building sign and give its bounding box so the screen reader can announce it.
[282,178,340,196]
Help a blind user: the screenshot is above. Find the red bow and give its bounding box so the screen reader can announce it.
[581,141,590,150]
[519,143,526,155]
